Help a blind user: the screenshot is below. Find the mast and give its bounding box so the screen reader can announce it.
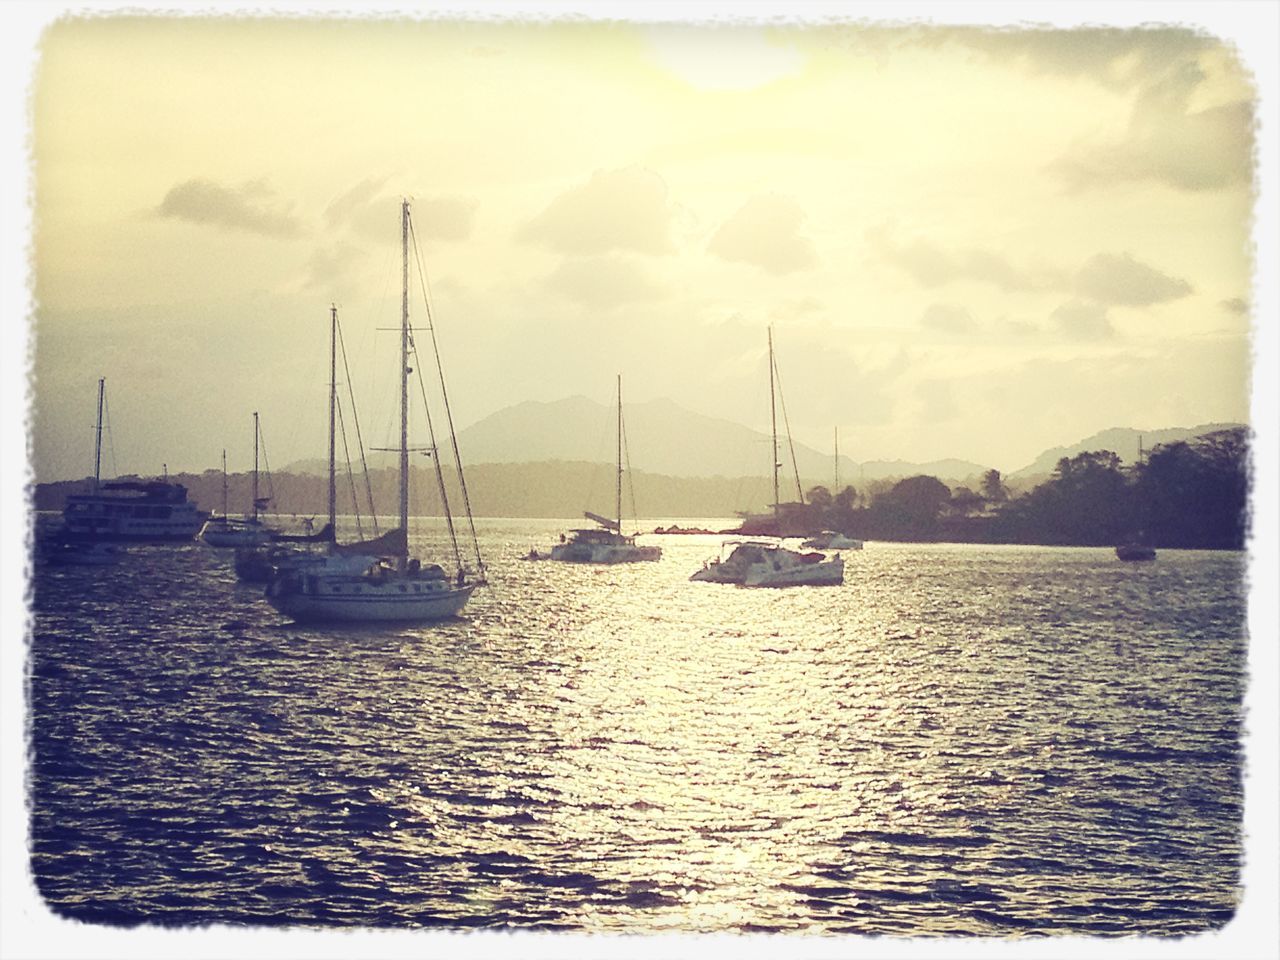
[616,374,623,536]
[399,199,410,565]
[93,378,104,492]
[328,304,338,534]
[221,450,228,517]
[769,327,779,519]
[252,411,260,523]
[835,426,839,491]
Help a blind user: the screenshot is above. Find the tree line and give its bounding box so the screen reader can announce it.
[780,427,1249,550]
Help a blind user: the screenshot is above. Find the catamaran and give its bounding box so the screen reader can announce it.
[691,329,844,587]
[264,199,484,622]
[549,375,661,564]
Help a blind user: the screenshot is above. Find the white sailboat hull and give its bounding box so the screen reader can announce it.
[202,518,272,548]
[266,573,474,623]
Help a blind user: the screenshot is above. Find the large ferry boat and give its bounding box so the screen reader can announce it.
[60,378,204,542]
[62,478,204,542]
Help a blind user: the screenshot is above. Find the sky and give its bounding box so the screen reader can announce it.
[3,6,1279,960]
[17,5,1268,484]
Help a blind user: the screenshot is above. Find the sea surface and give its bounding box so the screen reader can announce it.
[26,516,1248,937]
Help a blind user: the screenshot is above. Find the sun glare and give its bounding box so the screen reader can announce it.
[642,25,805,91]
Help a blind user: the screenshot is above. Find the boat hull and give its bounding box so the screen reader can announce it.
[744,557,845,587]
[265,574,474,623]
[202,520,272,548]
[550,543,661,563]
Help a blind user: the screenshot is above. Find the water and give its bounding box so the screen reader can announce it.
[27,518,1246,935]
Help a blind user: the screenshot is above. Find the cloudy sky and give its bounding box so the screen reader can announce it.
[17,5,1267,483]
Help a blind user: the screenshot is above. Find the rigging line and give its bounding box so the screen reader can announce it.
[336,314,380,535]
[772,349,805,505]
[100,391,119,480]
[404,219,461,570]
[411,342,463,573]
[256,419,277,514]
[335,397,365,540]
[409,217,483,577]
[621,407,640,534]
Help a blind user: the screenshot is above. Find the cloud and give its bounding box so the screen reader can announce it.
[518,167,675,256]
[914,378,958,424]
[868,226,1066,292]
[1051,299,1114,340]
[1073,252,1192,306]
[157,178,301,236]
[325,181,476,243]
[937,26,1216,90]
[542,255,664,310]
[708,194,817,275]
[873,229,1192,309]
[1220,297,1248,315]
[1051,61,1253,193]
[920,302,977,334]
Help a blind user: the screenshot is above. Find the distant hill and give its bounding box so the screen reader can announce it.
[1010,422,1246,478]
[285,396,991,485]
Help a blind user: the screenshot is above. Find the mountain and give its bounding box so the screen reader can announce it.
[1010,422,1245,478]
[401,395,988,484]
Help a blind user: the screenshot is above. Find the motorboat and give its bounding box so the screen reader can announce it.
[1115,543,1157,561]
[691,539,844,587]
[801,530,863,550]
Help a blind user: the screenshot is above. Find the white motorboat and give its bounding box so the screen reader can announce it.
[60,379,204,543]
[801,530,864,550]
[743,545,844,587]
[265,200,484,623]
[691,539,844,586]
[42,538,124,566]
[549,375,661,565]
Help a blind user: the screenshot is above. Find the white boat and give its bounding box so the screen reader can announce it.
[202,414,275,548]
[691,329,842,586]
[743,545,844,587]
[60,378,204,542]
[549,375,661,565]
[690,539,844,586]
[265,199,484,623]
[801,530,864,550]
[42,539,124,566]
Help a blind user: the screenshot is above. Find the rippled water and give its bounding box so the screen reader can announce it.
[27,517,1246,936]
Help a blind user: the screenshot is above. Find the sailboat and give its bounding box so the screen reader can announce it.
[264,199,483,622]
[60,378,204,542]
[201,413,274,548]
[549,375,661,564]
[801,427,863,551]
[691,329,844,587]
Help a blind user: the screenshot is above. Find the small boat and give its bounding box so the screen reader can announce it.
[60,379,204,543]
[264,200,483,623]
[202,415,276,548]
[549,375,661,565]
[691,539,844,587]
[1116,543,1157,561]
[692,329,842,587]
[42,538,123,566]
[801,530,864,550]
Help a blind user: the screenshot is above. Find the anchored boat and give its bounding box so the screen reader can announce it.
[265,199,484,623]
[60,378,204,542]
